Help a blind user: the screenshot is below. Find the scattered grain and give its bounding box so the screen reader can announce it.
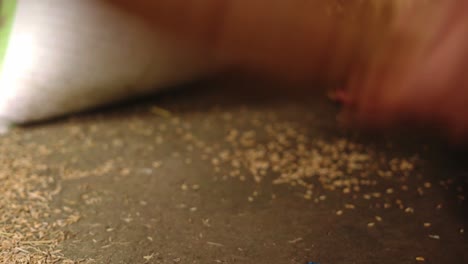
[207,241,224,247]
[143,253,155,261]
[0,153,83,262]
[288,237,303,244]
[150,106,172,117]
[152,161,162,168]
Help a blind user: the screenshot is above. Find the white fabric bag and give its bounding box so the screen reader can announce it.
[0,0,219,128]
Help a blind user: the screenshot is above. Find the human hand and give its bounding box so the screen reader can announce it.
[105,0,400,81]
[107,0,468,140]
[341,0,468,140]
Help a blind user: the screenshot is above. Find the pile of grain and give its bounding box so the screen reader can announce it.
[0,133,83,263]
[169,109,424,209]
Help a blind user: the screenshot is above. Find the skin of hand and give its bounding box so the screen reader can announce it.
[105,0,401,82]
[106,0,468,140]
[344,0,468,141]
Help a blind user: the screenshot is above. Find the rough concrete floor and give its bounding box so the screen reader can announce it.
[2,77,467,264]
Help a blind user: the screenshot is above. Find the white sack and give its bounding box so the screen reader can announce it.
[0,0,219,127]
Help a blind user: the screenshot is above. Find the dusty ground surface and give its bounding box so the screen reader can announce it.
[1,77,467,264]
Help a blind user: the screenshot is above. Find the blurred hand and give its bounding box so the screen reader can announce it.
[106,0,395,81]
[107,0,468,140]
[344,0,468,141]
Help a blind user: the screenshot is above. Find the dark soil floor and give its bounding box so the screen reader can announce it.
[2,76,467,264]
